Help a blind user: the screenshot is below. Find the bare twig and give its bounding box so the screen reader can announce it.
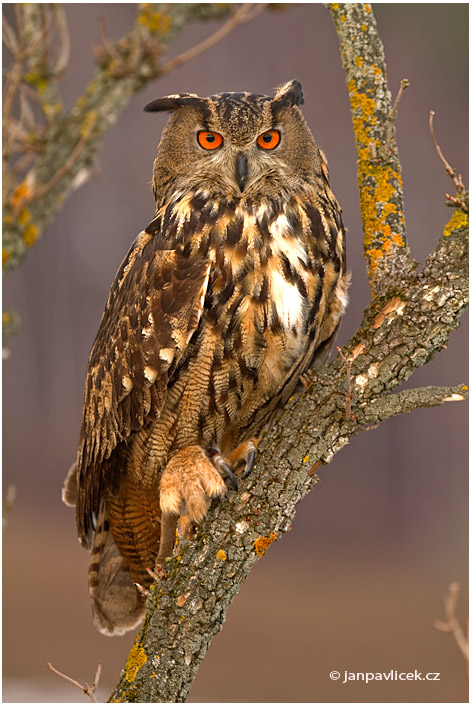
[17,4,56,66]
[146,565,164,582]
[47,660,103,703]
[13,4,24,51]
[336,345,365,421]
[383,78,409,158]
[429,111,461,181]
[96,15,124,70]
[299,373,314,390]
[429,110,468,212]
[159,4,267,75]
[2,58,23,134]
[18,90,38,134]
[22,112,97,208]
[444,193,468,211]
[434,582,469,663]
[2,13,19,54]
[52,5,71,77]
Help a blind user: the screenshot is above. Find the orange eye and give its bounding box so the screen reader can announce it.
[257,130,281,150]
[197,131,223,150]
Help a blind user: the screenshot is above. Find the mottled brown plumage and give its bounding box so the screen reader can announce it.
[63,80,348,635]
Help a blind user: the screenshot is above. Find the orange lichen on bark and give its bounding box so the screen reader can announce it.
[253,532,278,557]
[22,223,39,247]
[10,181,31,210]
[124,643,148,682]
[138,4,172,34]
[359,162,405,273]
[443,210,468,237]
[347,78,406,276]
[347,78,381,160]
[17,208,31,226]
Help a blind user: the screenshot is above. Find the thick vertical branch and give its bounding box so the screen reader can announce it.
[328,3,415,295]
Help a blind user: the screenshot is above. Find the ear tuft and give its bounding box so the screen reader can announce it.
[271,80,304,112]
[144,93,207,113]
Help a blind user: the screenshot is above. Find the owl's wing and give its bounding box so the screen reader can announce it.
[76,228,211,545]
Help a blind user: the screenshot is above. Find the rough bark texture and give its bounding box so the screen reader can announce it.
[329,2,415,295]
[108,4,468,703]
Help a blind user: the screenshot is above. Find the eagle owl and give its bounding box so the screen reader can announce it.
[63,80,348,635]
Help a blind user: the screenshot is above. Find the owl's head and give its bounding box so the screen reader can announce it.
[145,80,322,203]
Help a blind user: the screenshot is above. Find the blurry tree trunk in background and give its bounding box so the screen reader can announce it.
[3,4,467,703]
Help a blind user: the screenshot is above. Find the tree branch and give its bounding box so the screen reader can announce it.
[434,582,469,663]
[158,4,268,75]
[429,110,468,213]
[47,660,103,703]
[358,384,468,429]
[327,3,415,296]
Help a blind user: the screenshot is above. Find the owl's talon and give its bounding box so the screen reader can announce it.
[135,582,151,597]
[225,437,259,480]
[242,441,257,479]
[208,448,238,490]
[221,461,238,490]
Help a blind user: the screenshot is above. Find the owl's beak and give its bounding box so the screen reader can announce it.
[235,153,248,192]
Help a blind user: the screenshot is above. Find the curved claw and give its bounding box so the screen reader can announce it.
[242,441,257,479]
[219,459,238,491]
[208,449,238,491]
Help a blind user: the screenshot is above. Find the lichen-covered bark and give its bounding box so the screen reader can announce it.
[328,3,415,295]
[104,5,467,702]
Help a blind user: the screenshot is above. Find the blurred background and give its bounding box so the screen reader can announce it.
[3,3,468,703]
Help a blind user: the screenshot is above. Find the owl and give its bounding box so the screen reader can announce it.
[63,80,348,636]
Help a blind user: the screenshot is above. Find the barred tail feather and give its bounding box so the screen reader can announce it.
[88,501,145,636]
